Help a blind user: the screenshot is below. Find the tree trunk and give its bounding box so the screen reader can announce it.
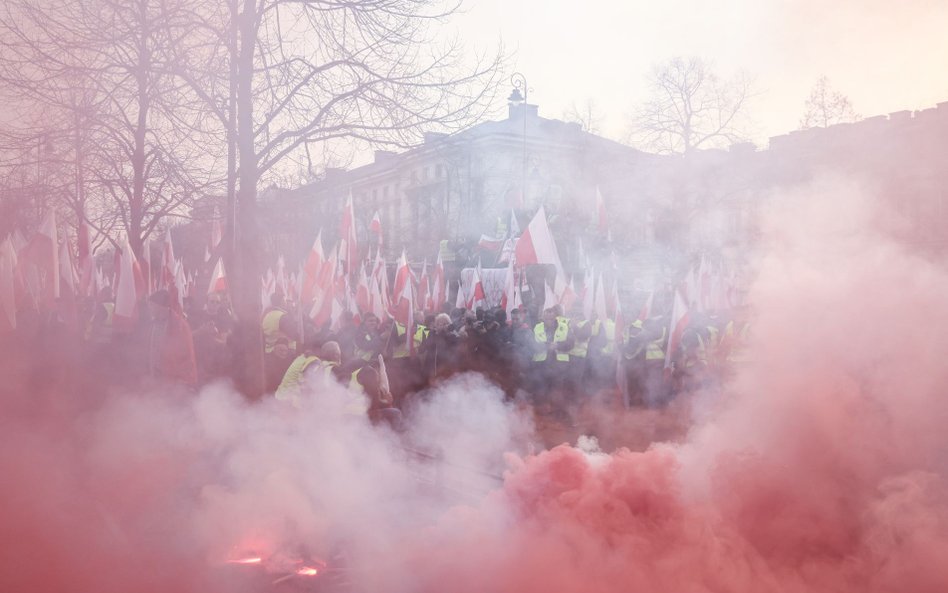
[227,0,264,398]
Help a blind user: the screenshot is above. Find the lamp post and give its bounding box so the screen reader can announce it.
[508,73,528,208]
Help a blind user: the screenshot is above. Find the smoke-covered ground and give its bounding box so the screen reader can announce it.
[2,181,948,592]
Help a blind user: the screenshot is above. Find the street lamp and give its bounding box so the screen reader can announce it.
[508,72,528,208]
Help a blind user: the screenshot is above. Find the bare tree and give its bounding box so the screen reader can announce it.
[166,0,503,394]
[800,76,860,129]
[562,99,603,135]
[629,57,754,154]
[0,0,220,258]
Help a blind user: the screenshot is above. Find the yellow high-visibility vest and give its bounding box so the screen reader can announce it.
[646,326,667,361]
[275,354,320,406]
[534,318,570,362]
[262,309,296,353]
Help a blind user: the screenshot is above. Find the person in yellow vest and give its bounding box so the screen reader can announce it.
[530,305,573,417]
[262,293,299,392]
[353,313,384,362]
[275,335,323,407]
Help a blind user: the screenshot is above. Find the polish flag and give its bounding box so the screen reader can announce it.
[207,258,227,295]
[355,263,371,315]
[158,228,176,290]
[502,260,521,316]
[392,252,414,352]
[301,230,324,303]
[467,261,486,310]
[369,210,383,247]
[454,280,465,310]
[514,206,565,283]
[339,194,358,274]
[430,253,445,311]
[310,245,337,324]
[638,291,654,322]
[557,275,576,312]
[665,288,691,371]
[275,255,288,298]
[114,238,141,327]
[370,274,389,321]
[210,213,223,254]
[543,281,557,311]
[418,259,431,313]
[0,237,19,331]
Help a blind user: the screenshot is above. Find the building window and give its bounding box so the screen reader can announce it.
[436,164,444,178]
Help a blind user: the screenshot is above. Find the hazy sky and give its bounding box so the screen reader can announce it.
[449,0,948,146]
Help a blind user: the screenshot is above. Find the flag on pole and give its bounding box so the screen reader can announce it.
[301,230,325,303]
[454,280,465,310]
[514,206,565,284]
[430,253,445,311]
[207,258,227,295]
[392,252,414,352]
[638,291,654,321]
[543,281,557,311]
[467,260,486,310]
[114,238,140,328]
[339,194,358,274]
[665,288,691,371]
[158,228,176,290]
[508,210,521,238]
[369,210,383,248]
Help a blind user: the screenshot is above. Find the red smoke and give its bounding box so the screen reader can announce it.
[394,187,948,593]
[2,186,948,593]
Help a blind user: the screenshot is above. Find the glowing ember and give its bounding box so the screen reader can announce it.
[229,557,263,565]
[296,567,319,576]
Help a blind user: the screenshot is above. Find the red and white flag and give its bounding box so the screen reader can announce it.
[339,194,358,274]
[430,253,445,312]
[638,291,654,322]
[0,237,19,332]
[369,211,383,248]
[158,228,176,290]
[543,281,557,311]
[418,259,431,313]
[392,251,414,352]
[665,288,691,371]
[502,260,521,316]
[301,230,325,303]
[514,206,565,284]
[207,257,227,295]
[209,212,223,259]
[557,275,577,312]
[114,238,141,327]
[467,260,486,310]
[454,280,465,310]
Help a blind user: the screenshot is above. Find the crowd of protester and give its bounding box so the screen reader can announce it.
[1,283,752,429]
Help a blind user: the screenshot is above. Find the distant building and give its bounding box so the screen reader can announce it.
[262,102,664,269]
